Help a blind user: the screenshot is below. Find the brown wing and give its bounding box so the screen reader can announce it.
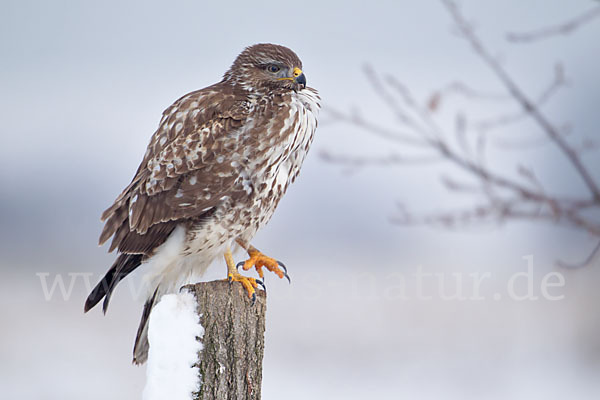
[98,83,251,255]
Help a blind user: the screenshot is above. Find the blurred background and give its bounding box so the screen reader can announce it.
[2,0,600,399]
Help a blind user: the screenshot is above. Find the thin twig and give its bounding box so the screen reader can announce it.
[320,150,442,167]
[364,66,432,137]
[430,81,511,108]
[325,107,428,147]
[556,240,600,268]
[507,5,600,43]
[474,63,567,133]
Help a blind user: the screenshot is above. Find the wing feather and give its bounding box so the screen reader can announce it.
[99,83,250,255]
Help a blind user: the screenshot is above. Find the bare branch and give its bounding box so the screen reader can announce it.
[437,81,511,101]
[319,150,442,168]
[325,107,428,147]
[340,67,580,212]
[507,5,600,43]
[325,0,600,263]
[427,82,510,113]
[441,0,600,202]
[391,198,600,236]
[557,240,600,268]
[385,76,446,140]
[474,63,568,133]
[440,175,482,194]
[390,199,545,229]
[363,66,432,137]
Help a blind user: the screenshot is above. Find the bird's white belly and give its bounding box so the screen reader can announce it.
[140,223,232,298]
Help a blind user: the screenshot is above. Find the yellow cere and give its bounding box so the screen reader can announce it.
[277,67,304,81]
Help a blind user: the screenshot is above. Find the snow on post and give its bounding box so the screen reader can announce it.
[143,291,204,400]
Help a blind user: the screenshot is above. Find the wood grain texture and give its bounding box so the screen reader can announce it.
[184,281,266,400]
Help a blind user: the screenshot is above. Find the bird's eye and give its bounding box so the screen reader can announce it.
[266,64,280,73]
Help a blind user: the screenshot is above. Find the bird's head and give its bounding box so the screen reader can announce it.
[224,43,307,92]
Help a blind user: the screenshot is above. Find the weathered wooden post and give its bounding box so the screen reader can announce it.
[184,281,267,400]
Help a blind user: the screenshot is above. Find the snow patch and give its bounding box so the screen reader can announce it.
[142,291,204,400]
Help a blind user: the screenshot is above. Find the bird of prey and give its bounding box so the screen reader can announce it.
[84,43,320,364]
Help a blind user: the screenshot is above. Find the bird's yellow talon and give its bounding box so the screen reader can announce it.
[223,246,285,302]
[239,250,289,282]
[227,272,258,299]
[224,249,260,301]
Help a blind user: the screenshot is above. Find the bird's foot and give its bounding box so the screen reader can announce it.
[227,272,265,305]
[236,249,291,283]
[224,248,265,305]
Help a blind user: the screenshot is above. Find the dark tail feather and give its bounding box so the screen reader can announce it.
[84,253,143,313]
[132,286,160,365]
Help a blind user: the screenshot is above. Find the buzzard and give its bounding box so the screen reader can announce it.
[84,44,320,364]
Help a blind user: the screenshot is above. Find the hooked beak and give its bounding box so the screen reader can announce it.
[278,67,307,87]
[293,67,306,86]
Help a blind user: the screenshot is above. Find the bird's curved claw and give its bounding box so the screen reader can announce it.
[256,279,266,293]
[277,260,291,283]
[239,250,290,284]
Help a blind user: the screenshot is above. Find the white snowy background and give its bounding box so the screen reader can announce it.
[1,0,600,399]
